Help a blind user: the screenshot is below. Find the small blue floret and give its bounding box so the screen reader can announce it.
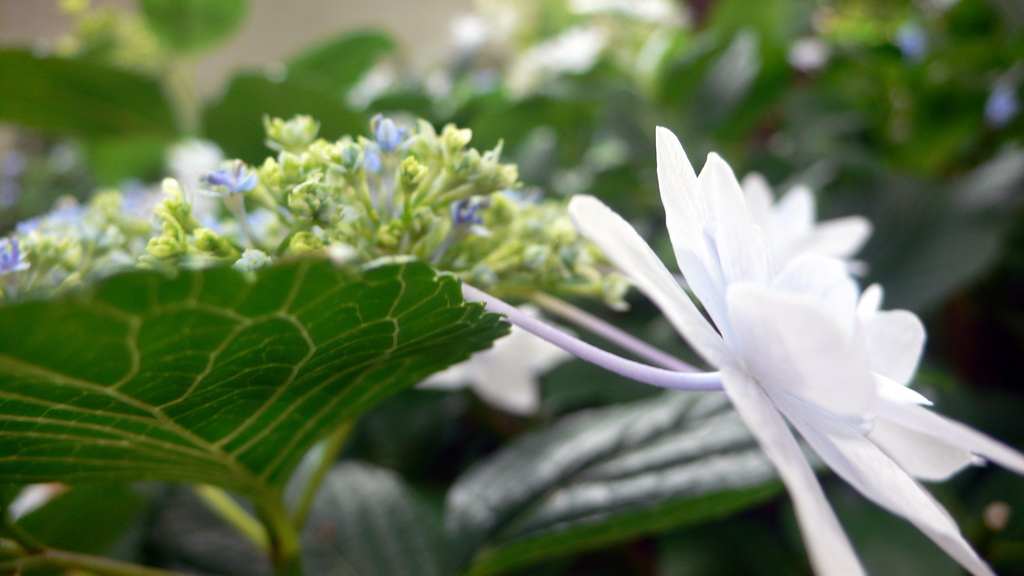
[201,160,258,194]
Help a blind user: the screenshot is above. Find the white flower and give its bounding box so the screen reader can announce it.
[741,172,871,273]
[507,26,607,96]
[568,126,1024,576]
[419,305,570,415]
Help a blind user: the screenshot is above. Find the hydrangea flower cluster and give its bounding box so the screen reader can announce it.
[1,115,628,309]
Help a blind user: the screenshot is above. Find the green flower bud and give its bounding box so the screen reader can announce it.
[264,115,321,153]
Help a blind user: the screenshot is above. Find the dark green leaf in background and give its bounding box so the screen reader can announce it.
[287,31,397,99]
[138,0,249,54]
[0,260,507,498]
[445,392,780,575]
[302,461,448,576]
[203,74,367,163]
[0,50,178,137]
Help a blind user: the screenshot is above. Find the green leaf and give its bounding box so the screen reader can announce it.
[0,50,178,137]
[0,260,507,498]
[302,461,448,576]
[203,74,367,164]
[287,30,397,98]
[445,392,780,575]
[19,484,147,556]
[138,0,248,54]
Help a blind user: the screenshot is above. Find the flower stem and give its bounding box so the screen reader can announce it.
[194,485,270,553]
[291,420,355,528]
[530,291,701,372]
[257,496,306,576]
[463,284,722,392]
[0,549,196,576]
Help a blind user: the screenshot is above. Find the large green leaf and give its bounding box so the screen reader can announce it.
[301,462,448,576]
[0,50,178,137]
[138,0,248,54]
[0,260,506,498]
[444,392,780,575]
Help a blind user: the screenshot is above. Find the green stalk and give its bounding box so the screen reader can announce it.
[257,496,306,576]
[291,420,354,528]
[0,549,195,576]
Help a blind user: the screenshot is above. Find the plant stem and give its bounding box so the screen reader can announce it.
[291,420,354,528]
[0,549,195,576]
[194,485,270,553]
[530,291,701,372]
[462,284,722,392]
[258,496,306,576]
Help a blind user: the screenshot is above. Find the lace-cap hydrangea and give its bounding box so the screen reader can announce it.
[3,116,627,312]
[568,126,1024,576]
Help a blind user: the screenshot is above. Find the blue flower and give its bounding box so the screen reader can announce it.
[895,22,928,64]
[985,85,1020,129]
[364,147,382,174]
[0,238,29,274]
[200,160,258,195]
[451,198,487,226]
[372,115,407,153]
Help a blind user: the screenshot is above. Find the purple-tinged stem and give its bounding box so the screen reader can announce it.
[463,284,722,392]
[530,291,701,373]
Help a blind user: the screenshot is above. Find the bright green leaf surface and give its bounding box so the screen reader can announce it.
[301,461,448,576]
[139,0,248,54]
[287,31,397,98]
[445,392,780,575]
[0,260,506,498]
[0,50,178,137]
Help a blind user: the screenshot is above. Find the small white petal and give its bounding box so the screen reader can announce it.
[793,216,873,261]
[569,195,731,367]
[861,308,926,384]
[857,284,884,316]
[875,373,932,406]
[655,128,731,328]
[721,368,866,576]
[700,153,772,288]
[740,172,774,233]
[867,417,973,481]
[771,185,816,250]
[777,396,996,576]
[727,284,875,416]
[772,254,860,336]
[872,400,1024,476]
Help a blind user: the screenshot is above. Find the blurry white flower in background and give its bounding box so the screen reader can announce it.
[741,172,872,274]
[507,26,607,96]
[788,36,831,73]
[419,305,571,415]
[569,0,682,23]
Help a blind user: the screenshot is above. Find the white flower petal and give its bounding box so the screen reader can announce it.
[772,254,860,336]
[655,128,731,329]
[857,284,884,316]
[872,400,1024,476]
[860,308,925,384]
[777,396,996,576]
[721,368,866,576]
[740,172,774,233]
[569,195,731,366]
[771,185,815,249]
[875,373,932,406]
[867,417,973,481]
[793,216,873,261]
[727,284,875,416]
[700,153,772,288]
